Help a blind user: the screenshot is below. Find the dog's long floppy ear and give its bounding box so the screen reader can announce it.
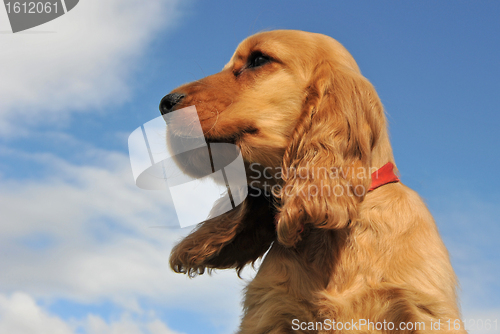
[170,189,276,277]
[276,61,385,247]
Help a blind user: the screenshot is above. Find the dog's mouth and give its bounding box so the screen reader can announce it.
[166,117,258,145]
[164,103,259,149]
[205,127,259,146]
[205,136,236,145]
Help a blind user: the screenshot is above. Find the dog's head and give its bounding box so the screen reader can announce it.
[161,30,366,168]
[166,31,395,273]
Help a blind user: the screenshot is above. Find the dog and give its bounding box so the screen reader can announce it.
[161,30,465,333]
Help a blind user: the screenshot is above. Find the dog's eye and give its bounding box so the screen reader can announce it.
[248,52,271,68]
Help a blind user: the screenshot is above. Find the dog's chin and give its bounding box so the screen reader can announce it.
[165,131,242,180]
[167,124,284,189]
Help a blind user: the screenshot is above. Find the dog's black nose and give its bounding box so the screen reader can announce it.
[159,93,185,115]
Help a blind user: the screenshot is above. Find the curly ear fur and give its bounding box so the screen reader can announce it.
[169,190,276,277]
[276,62,386,247]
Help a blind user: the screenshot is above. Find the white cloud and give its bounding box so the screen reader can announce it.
[0,145,246,332]
[0,292,73,334]
[0,0,181,136]
[83,312,184,334]
[0,292,185,334]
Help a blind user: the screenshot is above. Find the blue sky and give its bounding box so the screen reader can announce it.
[0,1,499,333]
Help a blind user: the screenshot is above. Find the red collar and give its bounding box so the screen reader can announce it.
[275,162,399,233]
[368,162,399,192]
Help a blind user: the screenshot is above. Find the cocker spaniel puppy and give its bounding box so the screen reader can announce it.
[161,30,465,333]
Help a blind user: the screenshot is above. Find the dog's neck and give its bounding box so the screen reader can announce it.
[370,130,397,172]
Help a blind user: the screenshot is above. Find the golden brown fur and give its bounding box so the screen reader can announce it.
[166,30,465,333]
